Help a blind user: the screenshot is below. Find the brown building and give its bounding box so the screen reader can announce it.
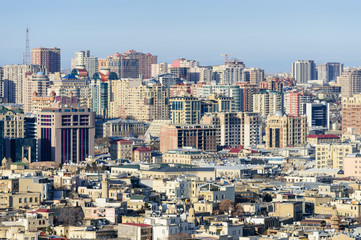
[160,124,217,153]
[237,82,259,112]
[342,94,361,135]
[31,47,61,73]
[265,113,307,149]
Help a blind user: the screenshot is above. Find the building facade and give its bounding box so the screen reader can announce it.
[37,101,95,163]
[160,124,217,153]
[31,47,61,73]
[292,60,317,84]
[265,113,307,149]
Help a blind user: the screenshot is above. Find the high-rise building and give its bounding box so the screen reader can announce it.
[284,90,312,117]
[37,99,95,163]
[188,66,213,83]
[237,82,259,112]
[48,73,91,109]
[0,79,15,103]
[31,47,61,73]
[265,113,307,149]
[90,69,119,119]
[160,124,217,153]
[305,101,330,130]
[3,64,44,103]
[101,53,139,79]
[71,50,99,78]
[342,94,361,135]
[0,105,25,138]
[169,95,233,124]
[337,68,361,97]
[292,60,317,83]
[317,62,343,83]
[253,90,283,118]
[242,68,265,85]
[151,63,170,77]
[122,50,157,79]
[23,72,50,113]
[109,79,169,122]
[201,112,262,147]
[201,85,240,111]
[170,96,202,124]
[213,59,245,85]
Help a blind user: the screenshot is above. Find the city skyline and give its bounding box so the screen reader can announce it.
[1,0,361,72]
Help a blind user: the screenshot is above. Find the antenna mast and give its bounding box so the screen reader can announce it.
[24,27,30,65]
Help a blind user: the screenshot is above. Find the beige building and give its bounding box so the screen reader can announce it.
[162,147,214,165]
[315,143,357,169]
[0,105,25,138]
[265,113,307,149]
[169,96,202,124]
[243,67,265,85]
[0,192,41,209]
[47,73,91,108]
[118,223,153,240]
[110,139,133,160]
[197,183,235,202]
[96,118,148,138]
[201,112,262,147]
[342,94,361,135]
[253,90,283,118]
[133,147,152,163]
[23,72,50,113]
[2,64,44,103]
[270,201,303,221]
[110,79,169,121]
[338,68,361,97]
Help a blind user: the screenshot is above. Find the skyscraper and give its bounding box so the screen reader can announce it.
[242,68,265,85]
[305,101,330,130]
[23,72,51,113]
[291,60,317,83]
[122,49,157,79]
[342,94,361,135]
[265,113,307,149]
[253,90,283,118]
[337,68,361,97]
[37,97,95,163]
[317,62,343,83]
[3,64,44,103]
[31,47,61,73]
[284,90,312,117]
[71,50,99,78]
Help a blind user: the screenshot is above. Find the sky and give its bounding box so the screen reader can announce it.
[1,0,361,73]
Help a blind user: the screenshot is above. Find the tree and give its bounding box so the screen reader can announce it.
[218,200,244,217]
[53,207,85,226]
[263,193,273,202]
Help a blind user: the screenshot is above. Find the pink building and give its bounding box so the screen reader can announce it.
[344,154,361,179]
[284,90,312,116]
[37,97,95,163]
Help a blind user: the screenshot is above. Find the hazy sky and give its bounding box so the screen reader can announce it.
[1,0,361,72]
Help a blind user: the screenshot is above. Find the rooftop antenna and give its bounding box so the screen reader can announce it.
[23,26,30,65]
